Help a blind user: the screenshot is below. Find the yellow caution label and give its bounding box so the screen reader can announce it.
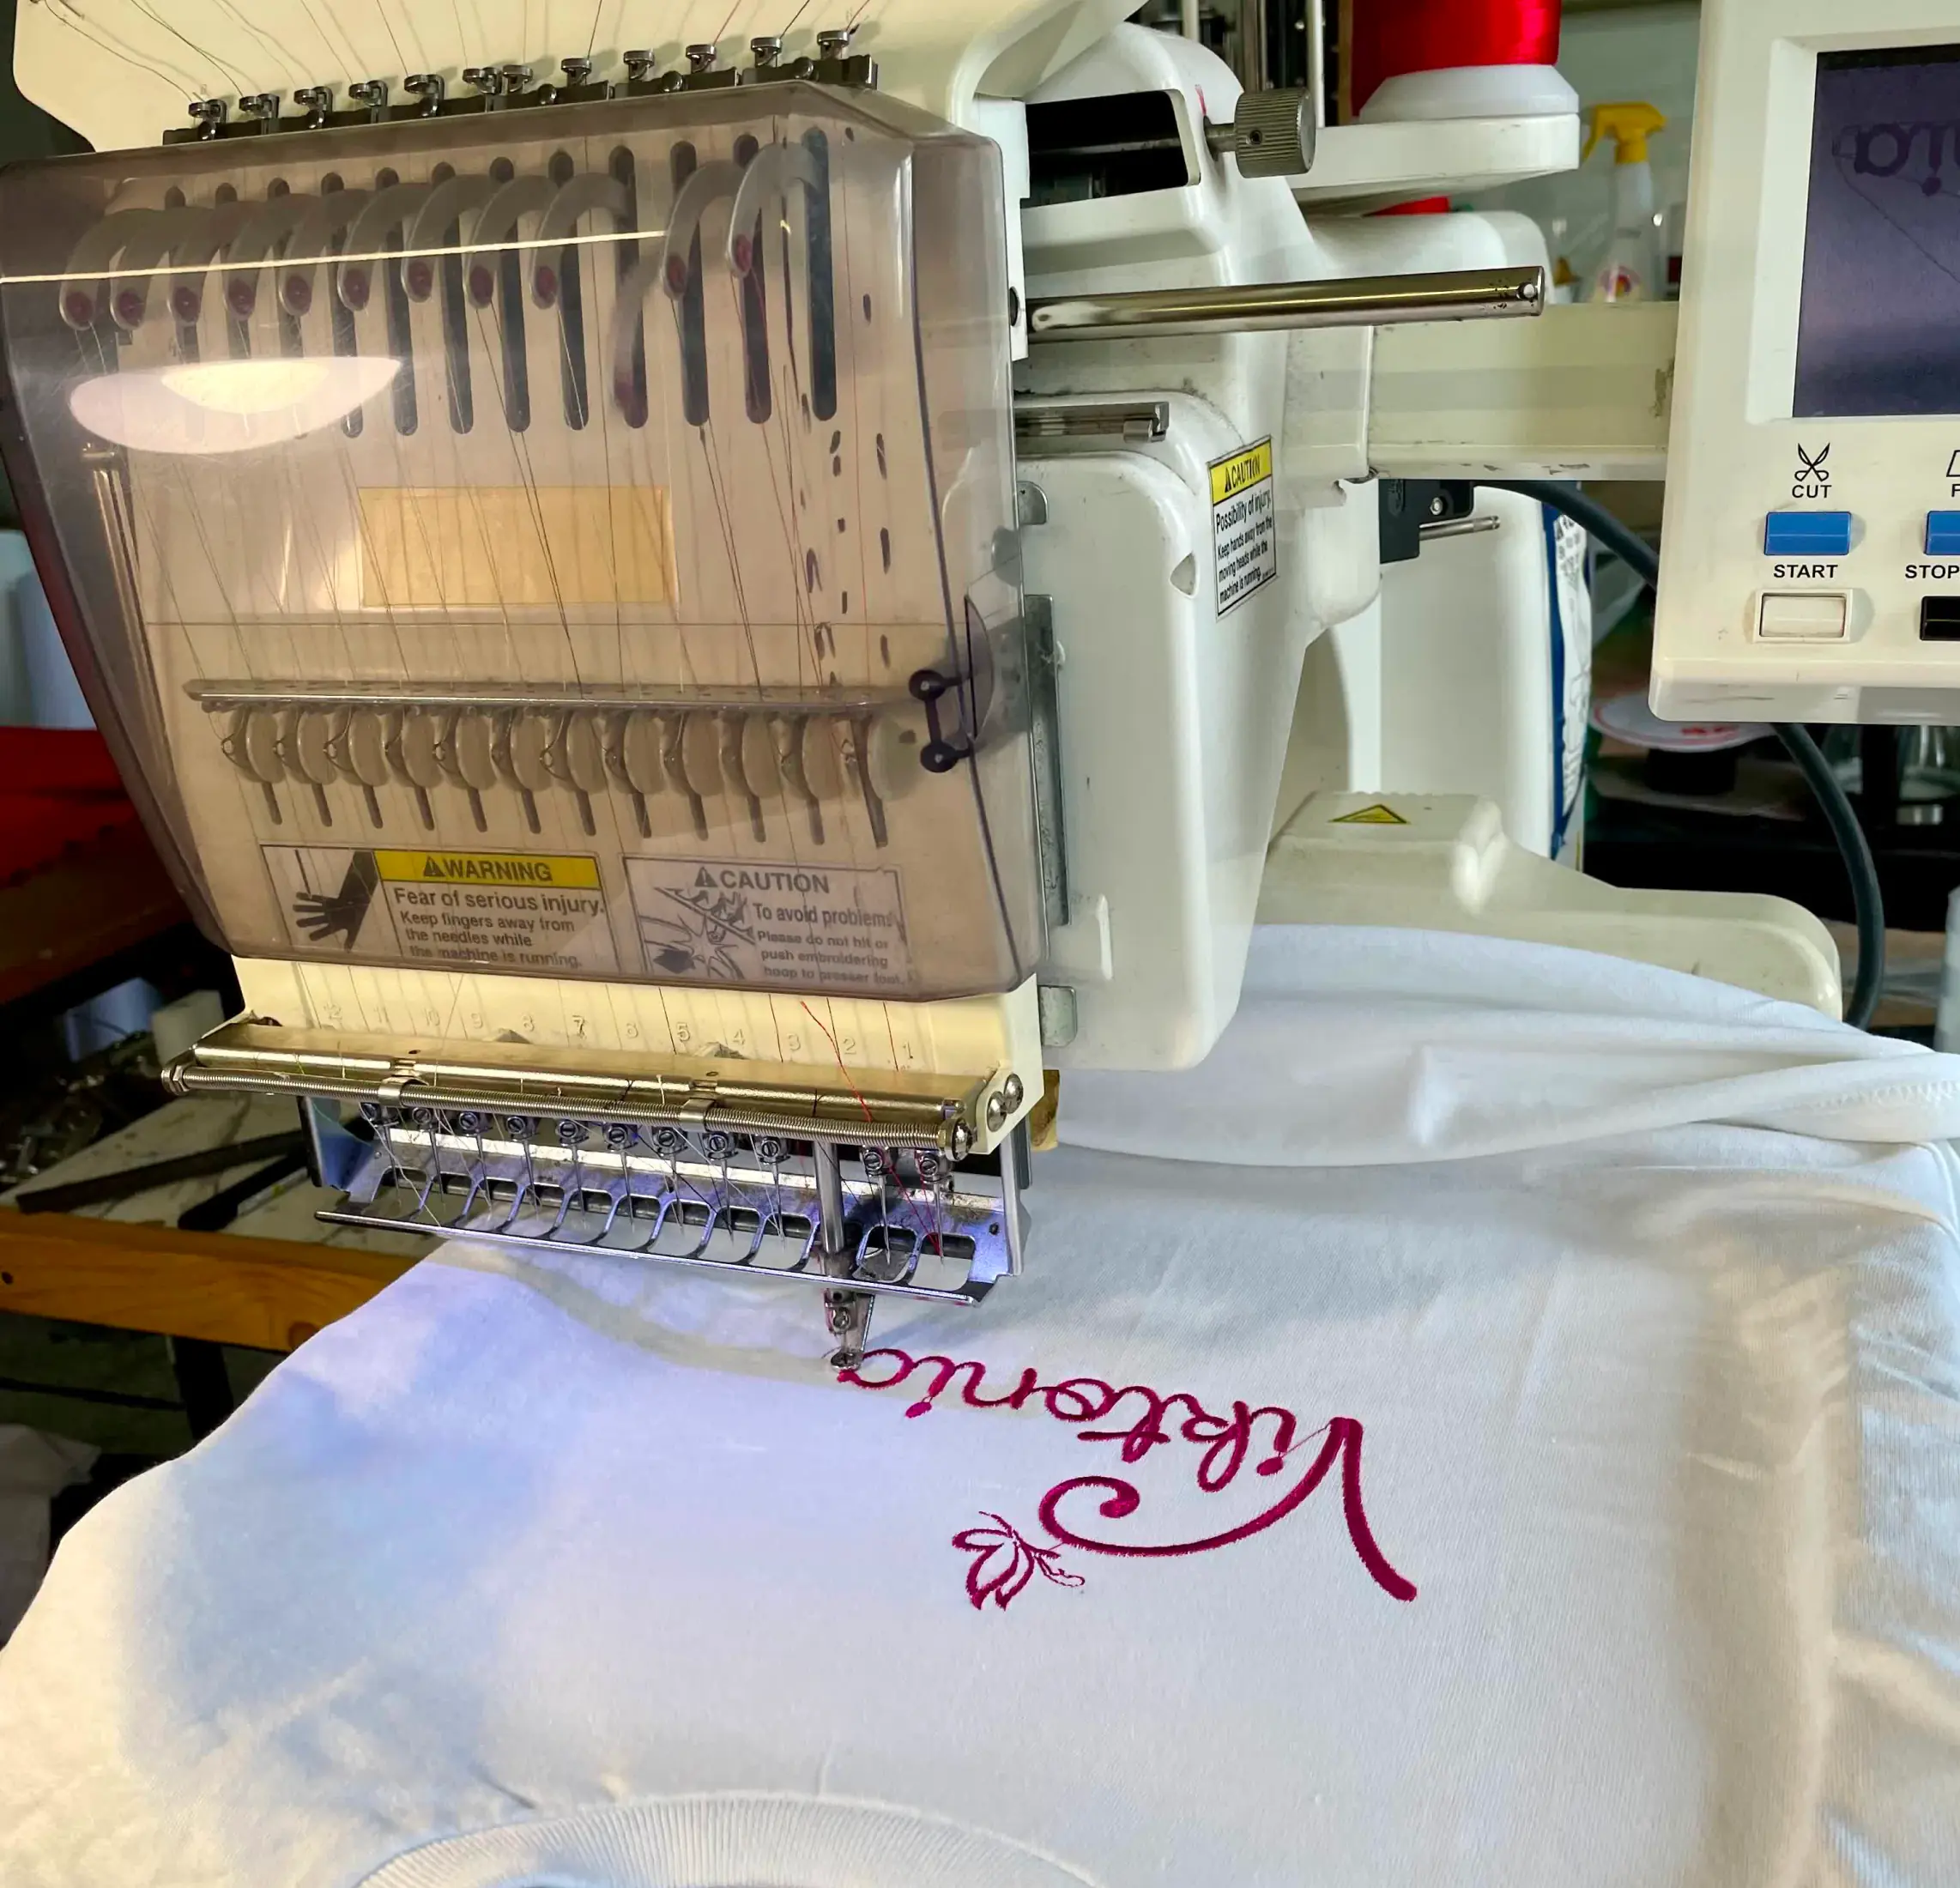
[1329,803,1410,827]
[373,849,602,889]
[1209,438,1274,505]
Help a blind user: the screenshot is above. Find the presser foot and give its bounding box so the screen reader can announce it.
[823,1286,876,1370]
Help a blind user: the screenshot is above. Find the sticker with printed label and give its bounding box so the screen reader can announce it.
[1209,437,1278,614]
[263,845,616,971]
[626,857,910,993]
[1328,803,1408,827]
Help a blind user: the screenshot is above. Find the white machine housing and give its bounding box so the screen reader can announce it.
[1655,0,1960,723]
[1,0,1856,1236]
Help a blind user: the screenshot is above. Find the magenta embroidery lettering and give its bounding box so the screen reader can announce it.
[952,1512,1085,1612]
[840,1347,1417,1610]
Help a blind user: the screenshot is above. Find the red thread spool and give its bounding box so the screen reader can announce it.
[1348,0,1562,118]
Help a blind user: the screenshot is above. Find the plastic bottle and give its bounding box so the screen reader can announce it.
[1583,102,1667,303]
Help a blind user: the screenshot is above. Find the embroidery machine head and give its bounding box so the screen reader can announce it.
[0,0,1866,1361]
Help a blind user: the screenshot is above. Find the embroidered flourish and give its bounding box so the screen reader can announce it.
[952,1511,1086,1612]
[844,1346,1419,1607]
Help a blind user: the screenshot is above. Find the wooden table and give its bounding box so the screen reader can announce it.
[0,1211,410,1351]
[0,1096,425,1352]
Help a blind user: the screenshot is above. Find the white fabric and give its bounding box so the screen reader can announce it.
[3,929,1960,1887]
[1064,928,1960,1164]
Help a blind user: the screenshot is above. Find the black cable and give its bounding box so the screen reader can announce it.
[1481,478,1885,1030]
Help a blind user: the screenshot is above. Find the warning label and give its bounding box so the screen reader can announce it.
[1210,437,1278,615]
[263,845,616,971]
[1329,802,1409,826]
[626,857,911,993]
[373,849,601,890]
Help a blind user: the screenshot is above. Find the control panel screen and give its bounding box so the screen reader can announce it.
[1795,45,1960,417]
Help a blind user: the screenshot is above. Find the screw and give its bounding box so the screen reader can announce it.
[751,33,783,66]
[985,1092,1007,1133]
[828,1303,854,1334]
[1428,493,1447,517]
[701,1129,735,1159]
[753,1135,784,1164]
[950,1123,973,1159]
[1001,1073,1025,1109]
[685,42,719,71]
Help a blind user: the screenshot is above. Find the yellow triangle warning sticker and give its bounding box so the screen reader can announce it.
[1329,803,1409,826]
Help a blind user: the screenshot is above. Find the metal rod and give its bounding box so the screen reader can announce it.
[186,679,901,714]
[166,1066,959,1149]
[813,1141,847,1257]
[1025,264,1544,342]
[1419,514,1503,542]
[13,1131,309,1214]
[317,1203,991,1306]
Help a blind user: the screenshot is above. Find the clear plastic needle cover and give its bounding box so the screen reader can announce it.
[0,85,1040,1001]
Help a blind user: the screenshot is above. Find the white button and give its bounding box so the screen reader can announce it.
[1757,591,1848,640]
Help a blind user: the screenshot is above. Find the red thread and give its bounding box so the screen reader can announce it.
[1348,0,1561,117]
[841,1347,1419,1603]
[1038,1418,1419,1602]
[799,1000,875,1126]
[952,1512,1084,1611]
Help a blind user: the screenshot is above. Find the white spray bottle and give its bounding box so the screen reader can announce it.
[1584,102,1667,302]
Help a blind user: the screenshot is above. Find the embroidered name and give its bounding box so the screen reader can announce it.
[840,1347,1417,1611]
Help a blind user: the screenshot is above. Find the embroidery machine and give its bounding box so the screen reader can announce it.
[0,0,1927,1362]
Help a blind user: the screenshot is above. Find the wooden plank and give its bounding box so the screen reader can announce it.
[0,1211,411,1351]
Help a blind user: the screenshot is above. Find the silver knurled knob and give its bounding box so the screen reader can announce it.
[1207,86,1315,179]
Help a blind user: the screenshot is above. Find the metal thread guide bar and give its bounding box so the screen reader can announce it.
[166,30,878,141]
[1025,266,1546,341]
[168,1019,1030,1366]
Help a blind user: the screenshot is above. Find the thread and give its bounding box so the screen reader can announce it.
[1348,0,1561,118]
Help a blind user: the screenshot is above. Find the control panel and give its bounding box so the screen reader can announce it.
[1654,0,1960,723]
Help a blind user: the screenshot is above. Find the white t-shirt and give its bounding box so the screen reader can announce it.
[3,929,1959,1887]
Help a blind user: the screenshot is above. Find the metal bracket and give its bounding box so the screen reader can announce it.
[298,1095,371,1193]
[1037,984,1080,1050]
[1016,397,1171,447]
[1023,592,1070,933]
